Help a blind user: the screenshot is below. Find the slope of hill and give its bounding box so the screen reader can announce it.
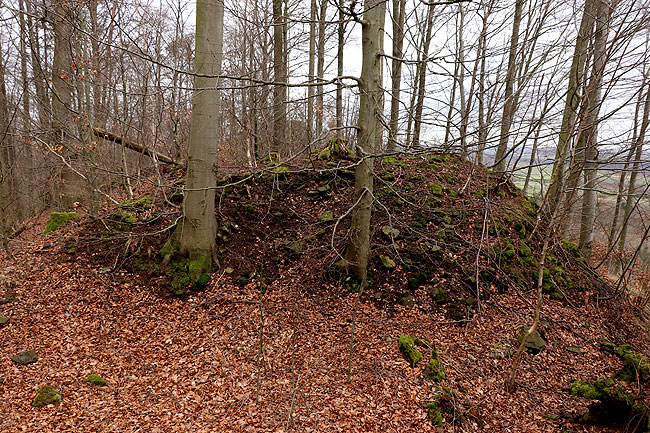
[1,152,648,432]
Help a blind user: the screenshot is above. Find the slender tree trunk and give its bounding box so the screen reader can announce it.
[493,0,524,173]
[345,0,386,285]
[617,81,650,270]
[388,0,406,151]
[315,0,328,138]
[547,0,597,213]
[171,0,224,274]
[25,0,50,133]
[411,4,435,149]
[336,0,344,132]
[578,0,612,260]
[608,79,646,274]
[272,0,287,153]
[456,4,468,158]
[308,0,317,143]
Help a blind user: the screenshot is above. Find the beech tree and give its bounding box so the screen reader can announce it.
[166,0,224,278]
[345,0,386,286]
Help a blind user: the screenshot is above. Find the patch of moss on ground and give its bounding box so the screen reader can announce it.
[85,374,106,386]
[43,212,78,236]
[398,335,423,367]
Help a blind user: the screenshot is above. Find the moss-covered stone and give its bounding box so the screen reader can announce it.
[518,241,532,258]
[43,212,78,236]
[379,255,396,269]
[12,349,38,365]
[602,342,650,383]
[382,155,405,168]
[431,287,449,303]
[120,195,152,210]
[562,238,579,256]
[517,326,546,354]
[84,374,106,386]
[381,225,400,239]
[398,294,416,307]
[31,385,62,408]
[423,348,446,382]
[0,315,8,327]
[318,210,334,222]
[425,401,443,426]
[398,335,423,367]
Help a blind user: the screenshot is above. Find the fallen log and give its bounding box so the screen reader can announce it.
[93,127,180,166]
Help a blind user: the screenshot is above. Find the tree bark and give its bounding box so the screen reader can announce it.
[411,4,435,149]
[547,0,597,213]
[315,0,328,137]
[345,0,386,286]
[272,0,287,153]
[493,0,524,173]
[388,0,406,151]
[172,0,224,273]
[52,0,83,210]
[578,0,612,260]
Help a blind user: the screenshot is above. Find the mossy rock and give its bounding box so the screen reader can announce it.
[408,273,427,290]
[448,304,465,321]
[425,401,444,426]
[379,255,396,269]
[318,210,334,222]
[379,171,396,181]
[381,225,400,239]
[478,268,496,283]
[562,238,579,256]
[84,374,106,386]
[120,195,152,210]
[602,342,650,383]
[398,294,416,307]
[43,212,78,236]
[517,326,546,354]
[32,385,62,408]
[287,240,304,256]
[430,287,449,304]
[567,378,650,429]
[423,347,446,382]
[0,315,8,327]
[518,241,532,258]
[12,349,38,365]
[398,335,423,367]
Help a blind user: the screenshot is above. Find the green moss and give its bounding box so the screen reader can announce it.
[431,287,449,303]
[242,203,256,213]
[43,212,78,236]
[423,350,446,381]
[602,342,650,383]
[383,155,405,168]
[429,183,443,196]
[120,195,152,210]
[425,401,443,426]
[398,335,423,367]
[31,385,62,407]
[84,374,106,386]
[379,171,396,181]
[562,238,579,256]
[518,241,532,257]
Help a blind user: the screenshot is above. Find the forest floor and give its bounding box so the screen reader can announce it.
[1,152,649,432]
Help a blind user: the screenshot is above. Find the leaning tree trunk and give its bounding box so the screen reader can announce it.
[493,0,524,173]
[547,0,597,213]
[171,0,224,276]
[345,0,386,286]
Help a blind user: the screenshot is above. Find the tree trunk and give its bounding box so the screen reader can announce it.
[547,0,597,213]
[345,0,386,286]
[388,0,406,151]
[315,0,328,138]
[308,0,317,143]
[272,0,287,153]
[52,0,83,210]
[493,0,524,173]
[336,0,345,132]
[411,4,435,149]
[617,80,650,269]
[172,0,224,274]
[577,0,612,260]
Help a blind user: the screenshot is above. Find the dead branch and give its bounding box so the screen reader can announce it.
[93,128,180,166]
